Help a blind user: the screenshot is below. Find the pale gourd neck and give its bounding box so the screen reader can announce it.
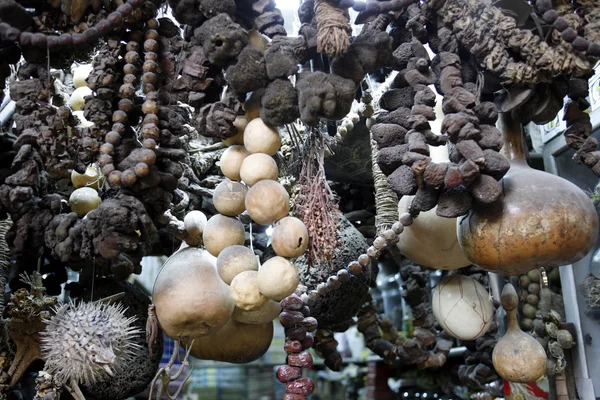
[498,112,528,166]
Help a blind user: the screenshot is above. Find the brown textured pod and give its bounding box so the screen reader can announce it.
[285,378,315,395]
[277,365,302,383]
[287,351,313,368]
[458,113,598,275]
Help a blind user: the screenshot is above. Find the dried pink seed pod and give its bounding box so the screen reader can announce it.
[284,340,303,354]
[280,311,304,328]
[288,351,313,368]
[285,378,315,395]
[281,294,304,311]
[286,326,307,341]
[301,317,318,332]
[277,365,302,383]
[301,333,314,350]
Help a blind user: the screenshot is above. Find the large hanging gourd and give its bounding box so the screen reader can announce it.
[152,247,234,342]
[457,113,598,275]
[492,283,547,383]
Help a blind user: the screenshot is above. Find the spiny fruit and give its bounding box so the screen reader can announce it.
[40,301,142,386]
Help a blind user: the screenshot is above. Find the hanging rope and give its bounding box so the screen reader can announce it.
[314,0,351,58]
[0,218,12,316]
[370,137,399,234]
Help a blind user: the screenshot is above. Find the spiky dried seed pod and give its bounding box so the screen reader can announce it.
[41,302,142,386]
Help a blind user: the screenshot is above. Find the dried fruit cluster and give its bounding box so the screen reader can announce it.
[277,292,317,400]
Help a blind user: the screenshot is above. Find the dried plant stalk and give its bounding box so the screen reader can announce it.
[370,138,399,234]
[293,132,340,270]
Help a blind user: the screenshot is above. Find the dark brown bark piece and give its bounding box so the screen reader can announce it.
[378,144,408,175]
[456,140,484,161]
[436,190,472,218]
[371,124,407,148]
[424,162,449,188]
[459,159,481,186]
[409,187,440,213]
[469,174,502,205]
[406,130,428,154]
[482,149,510,180]
[477,125,503,151]
[388,165,418,196]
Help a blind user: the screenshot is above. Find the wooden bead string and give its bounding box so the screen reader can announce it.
[0,0,146,50]
[104,22,161,188]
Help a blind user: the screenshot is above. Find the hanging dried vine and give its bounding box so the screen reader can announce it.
[293,131,340,270]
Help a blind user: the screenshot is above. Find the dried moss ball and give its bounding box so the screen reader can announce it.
[271,217,309,258]
[203,214,246,257]
[223,116,247,146]
[220,145,249,181]
[217,244,258,285]
[245,180,290,225]
[213,179,248,217]
[256,256,299,301]
[69,187,101,217]
[230,270,268,311]
[240,153,279,186]
[244,119,281,156]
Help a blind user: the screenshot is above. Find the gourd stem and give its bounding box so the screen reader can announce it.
[497,112,528,165]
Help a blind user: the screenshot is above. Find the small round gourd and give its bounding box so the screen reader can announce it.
[203,214,245,257]
[220,145,249,181]
[248,30,268,52]
[230,270,268,311]
[256,256,299,301]
[432,275,494,340]
[244,89,263,121]
[243,119,281,156]
[184,210,208,246]
[217,245,258,285]
[71,164,103,190]
[493,284,547,383]
[72,64,93,88]
[223,116,247,146]
[69,187,101,217]
[245,180,289,225]
[231,299,281,324]
[213,179,248,217]
[271,217,309,258]
[240,153,279,186]
[69,86,93,111]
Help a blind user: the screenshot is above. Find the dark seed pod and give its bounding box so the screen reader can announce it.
[19,31,33,47]
[72,33,87,49]
[281,294,304,311]
[107,12,123,28]
[553,17,569,32]
[572,36,589,52]
[277,365,302,383]
[280,311,305,328]
[542,10,558,24]
[117,3,133,16]
[561,28,577,43]
[96,19,113,35]
[286,326,307,341]
[46,35,59,49]
[300,317,318,331]
[348,261,362,275]
[83,28,100,43]
[31,33,47,49]
[283,340,303,354]
[287,351,313,368]
[57,33,72,48]
[286,378,315,396]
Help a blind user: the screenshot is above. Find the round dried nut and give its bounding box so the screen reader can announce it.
[327,276,341,291]
[348,261,362,275]
[283,340,303,354]
[399,212,414,226]
[279,311,305,328]
[358,254,371,267]
[280,294,304,311]
[277,365,302,383]
[144,38,159,52]
[337,269,350,282]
